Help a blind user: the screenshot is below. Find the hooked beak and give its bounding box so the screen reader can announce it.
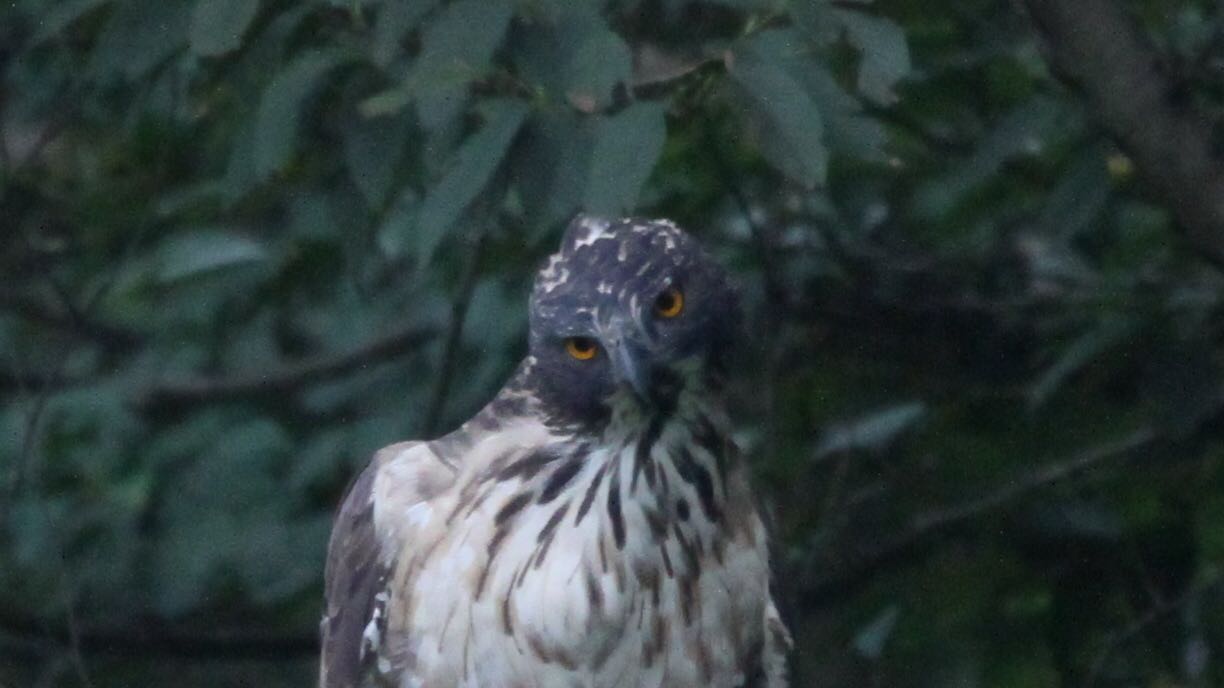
[607,335,654,404]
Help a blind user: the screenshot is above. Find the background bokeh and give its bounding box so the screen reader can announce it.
[5,0,1224,685]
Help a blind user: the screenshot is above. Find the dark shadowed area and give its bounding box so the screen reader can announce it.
[4,0,1224,686]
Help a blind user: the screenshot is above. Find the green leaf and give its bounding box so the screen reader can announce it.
[189,0,260,57]
[358,88,413,118]
[514,111,596,230]
[583,102,667,215]
[739,28,885,159]
[372,0,440,66]
[789,0,838,46]
[1029,319,1134,411]
[1023,500,1124,542]
[1195,496,1224,562]
[731,36,828,188]
[813,401,926,459]
[562,23,632,112]
[156,229,269,282]
[835,9,911,105]
[253,52,347,179]
[377,186,421,257]
[1038,149,1112,238]
[238,514,330,605]
[153,509,235,615]
[913,97,1070,219]
[88,0,190,82]
[854,605,900,659]
[794,59,887,160]
[342,112,411,210]
[411,100,529,262]
[1143,341,1224,436]
[31,0,114,43]
[512,7,632,112]
[408,0,513,130]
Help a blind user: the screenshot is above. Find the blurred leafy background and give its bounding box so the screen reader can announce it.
[5,0,1224,685]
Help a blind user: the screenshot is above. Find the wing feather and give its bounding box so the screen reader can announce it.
[319,461,386,688]
[319,440,463,687]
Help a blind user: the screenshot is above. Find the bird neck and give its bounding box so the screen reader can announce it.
[590,388,734,553]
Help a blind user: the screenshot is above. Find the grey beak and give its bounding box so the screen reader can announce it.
[608,337,653,403]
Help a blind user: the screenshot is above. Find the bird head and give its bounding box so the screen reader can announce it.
[526,215,740,425]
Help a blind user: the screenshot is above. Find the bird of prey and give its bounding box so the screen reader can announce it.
[319,215,791,688]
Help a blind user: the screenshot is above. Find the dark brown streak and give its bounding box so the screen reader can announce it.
[675,447,721,523]
[585,569,604,613]
[652,616,668,665]
[673,524,699,572]
[692,414,728,492]
[575,463,607,524]
[679,574,696,626]
[630,417,663,491]
[532,502,570,569]
[537,502,571,544]
[538,457,583,504]
[499,448,563,481]
[501,595,515,635]
[607,464,626,549]
[643,507,668,541]
[495,493,534,526]
[660,542,674,578]
[475,528,510,599]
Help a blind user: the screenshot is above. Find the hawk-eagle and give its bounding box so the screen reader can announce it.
[319,215,791,687]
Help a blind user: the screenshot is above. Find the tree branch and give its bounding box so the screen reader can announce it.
[423,231,487,437]
[134,324,437,411]
[1085,574,1222,687]
[0,610,317,660]
[799,425,1160,607]
[0,289,144,352]
[1019,0,1224,267]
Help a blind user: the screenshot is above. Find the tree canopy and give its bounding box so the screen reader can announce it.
[5,0,1224,686]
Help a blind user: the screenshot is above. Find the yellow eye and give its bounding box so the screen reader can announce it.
[565,337,599,360]
[654,287,684,318]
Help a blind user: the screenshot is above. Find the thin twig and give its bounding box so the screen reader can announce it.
[0,289,143,351]
[800,425,1161,606]
[703,117,791,310]
[0,609,318,660]
[423,230,488,436]
[1084,575,1222,687]
[59,586,93,688]
[12,112,73,172]
[0,88,10,173]
[4,304,79,509]
[136,323,438,410]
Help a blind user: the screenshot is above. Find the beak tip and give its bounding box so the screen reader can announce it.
[611,340,654,404]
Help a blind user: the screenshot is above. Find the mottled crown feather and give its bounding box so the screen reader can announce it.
[529,214,736,334]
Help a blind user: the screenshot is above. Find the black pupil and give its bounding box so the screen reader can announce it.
[572,338,593,352]
[657,291,675,311]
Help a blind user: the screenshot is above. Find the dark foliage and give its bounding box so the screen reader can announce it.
[4,0,1224,685]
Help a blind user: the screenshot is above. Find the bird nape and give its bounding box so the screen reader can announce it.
[319,215,791,688]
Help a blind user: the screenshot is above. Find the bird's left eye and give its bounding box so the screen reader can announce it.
[654,287,684,318]
[565,337,599,360]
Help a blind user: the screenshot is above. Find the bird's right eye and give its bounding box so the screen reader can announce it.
[564,337,599,360]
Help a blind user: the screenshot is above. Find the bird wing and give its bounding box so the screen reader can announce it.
[319,456,384,688]
[319,440,459,688]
